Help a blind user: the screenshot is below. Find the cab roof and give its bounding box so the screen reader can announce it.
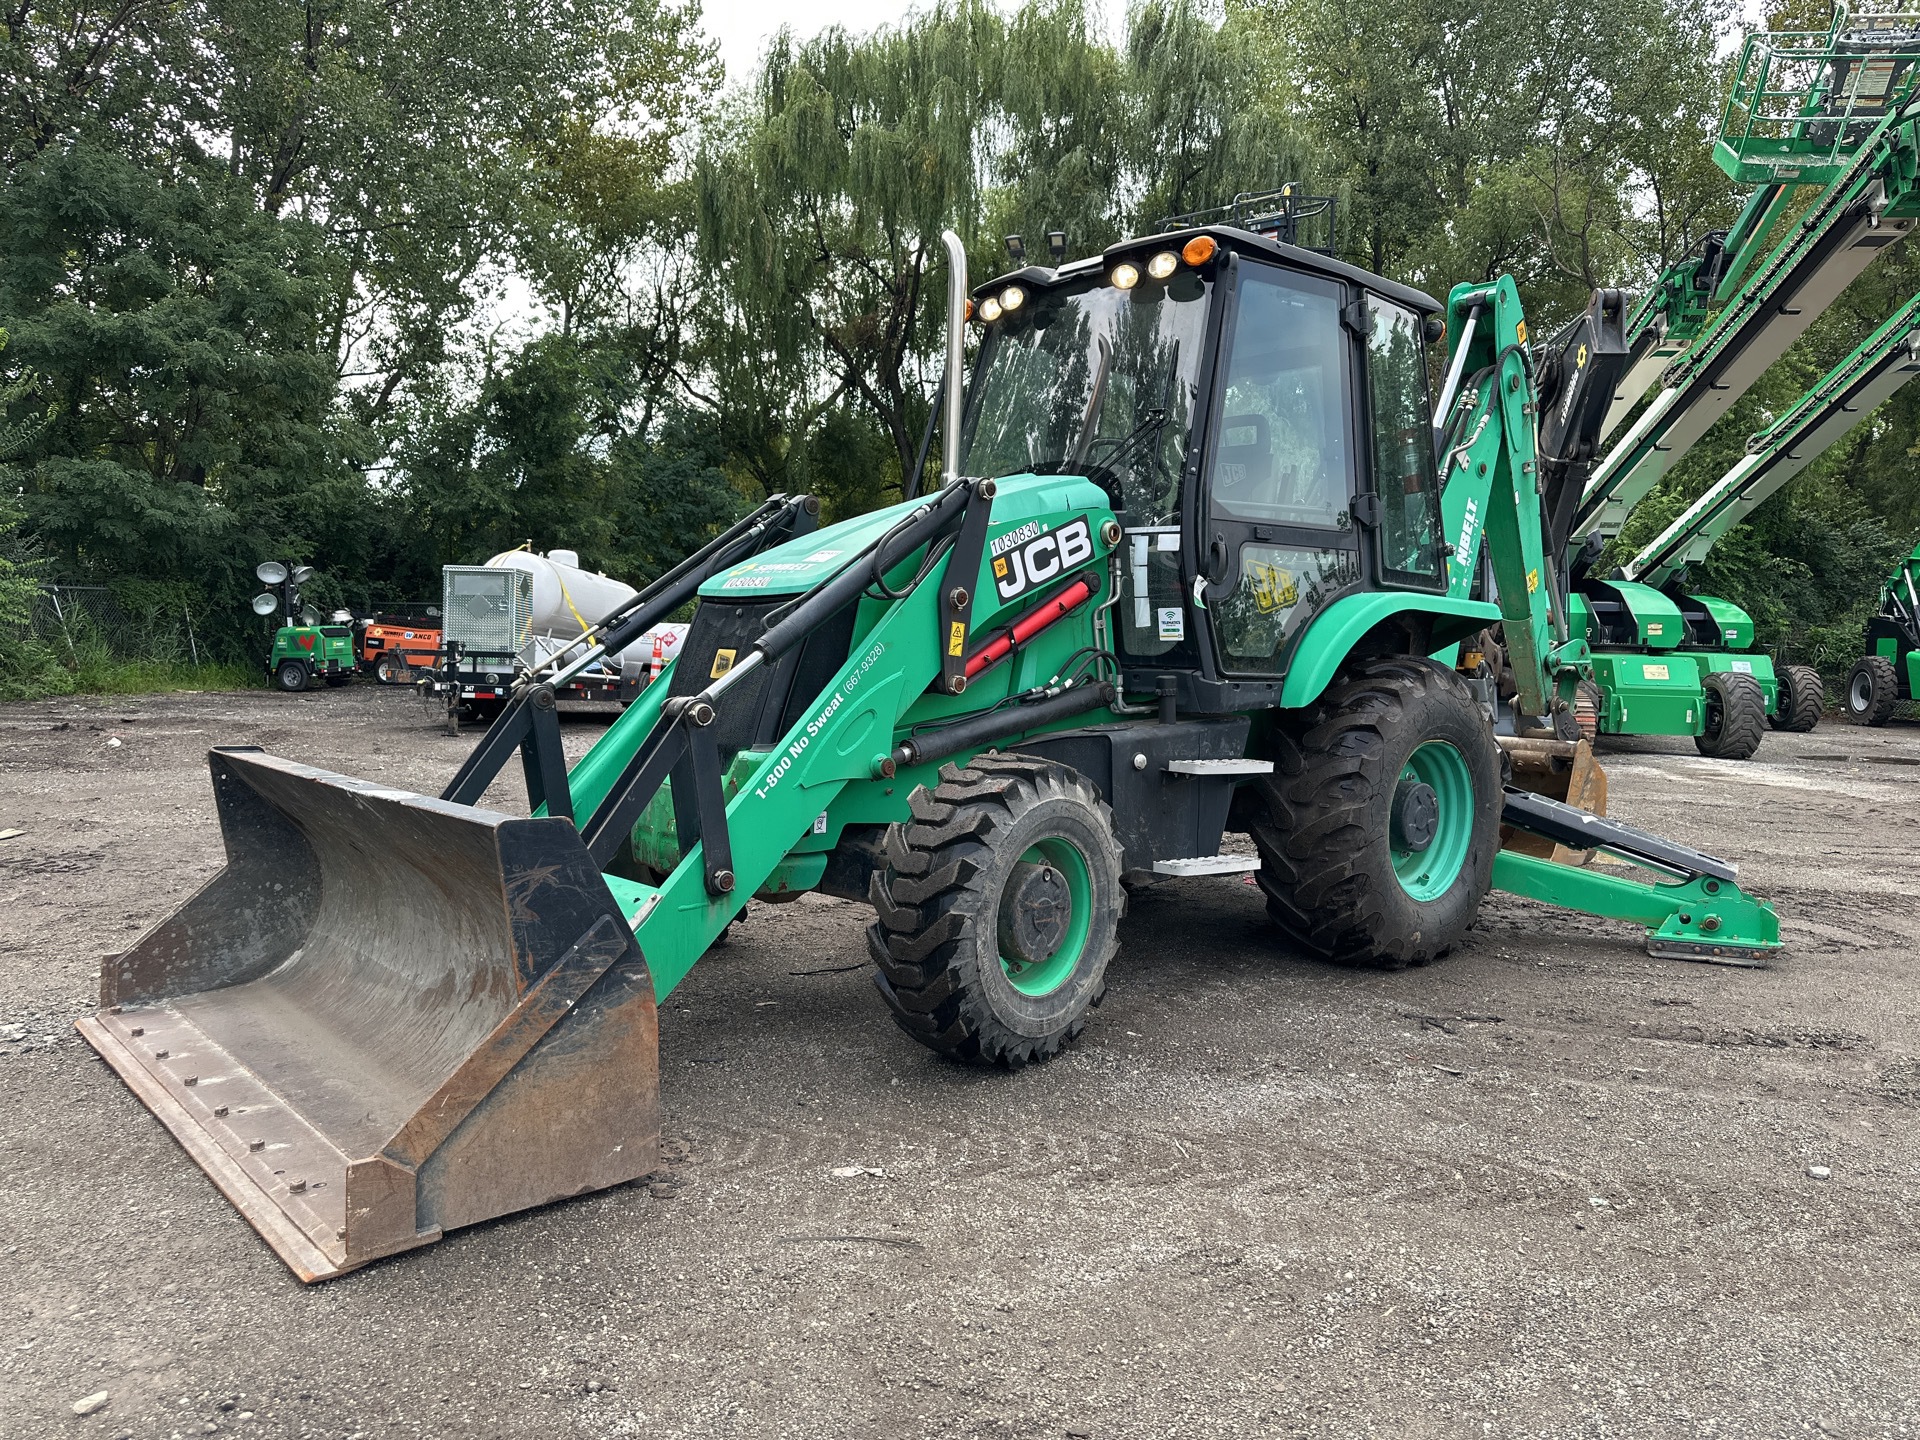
[974,224,1442,317]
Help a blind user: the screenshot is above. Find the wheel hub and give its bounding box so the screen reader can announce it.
[998,861,1072,966]
[1390,779,1440,852]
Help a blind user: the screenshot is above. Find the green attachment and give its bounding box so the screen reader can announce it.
[1601,580,1684,650]
[998,839,1093,997]
[1391,740,1474,902]
[1492,850,1781,967]
[1587,653,1703,736]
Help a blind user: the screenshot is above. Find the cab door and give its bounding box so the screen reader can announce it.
[1197,261,1363,677]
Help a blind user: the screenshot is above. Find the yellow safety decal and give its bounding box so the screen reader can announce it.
[1526,568,1539,593]
[993,556,1009,578]
[711,648,736,679]
[1643,663,1669,680]
[948,622,967,656]
[1576,342,1588,368]
[1515,320,1528,344]
[1248,560,1299,615]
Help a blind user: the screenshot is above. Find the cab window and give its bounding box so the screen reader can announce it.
[1365,298,1446,587]
[1207,268,1350,528]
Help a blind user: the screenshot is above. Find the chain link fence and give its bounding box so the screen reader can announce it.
[26,584,213,666]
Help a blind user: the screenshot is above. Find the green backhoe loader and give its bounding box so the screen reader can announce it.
[80,225,1783,1281]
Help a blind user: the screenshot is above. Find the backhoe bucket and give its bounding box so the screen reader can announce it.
[1498,736,1608,863]
[77,747,659,1282]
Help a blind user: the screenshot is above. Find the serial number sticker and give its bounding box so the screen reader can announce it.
[1642,663,1669,680]
[1158,607,1185,642]
[1731,660,1752,673]
[1646,622,1663,636]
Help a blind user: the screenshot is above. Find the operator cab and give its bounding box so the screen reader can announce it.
[960,225,1449,712]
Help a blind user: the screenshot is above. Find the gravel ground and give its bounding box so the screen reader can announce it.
[2,684,1919,1439]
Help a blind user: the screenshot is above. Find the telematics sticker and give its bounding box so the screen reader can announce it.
[1158,607,1185,641]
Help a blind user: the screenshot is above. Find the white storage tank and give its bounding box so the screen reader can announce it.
[484,548,637,640]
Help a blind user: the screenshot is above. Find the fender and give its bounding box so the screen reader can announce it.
[1279,593,1502,709]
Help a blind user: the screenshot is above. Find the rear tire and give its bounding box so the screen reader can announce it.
[867,755,1123,1067]
[1249,656,1499,970]
[1845,656,1900,726]
[274,659,309,692]
[1694,671,1766,758]
[1768,663,1824,732]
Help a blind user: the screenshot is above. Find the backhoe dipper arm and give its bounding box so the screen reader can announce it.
[1438,278,1625,729]
[1627,291,1920,588]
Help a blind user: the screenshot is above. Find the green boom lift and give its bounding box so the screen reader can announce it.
[1617,291,1920,735]
[1567,11,1920,755]
[1842,537,1920,723]
[80,225,1783,1282]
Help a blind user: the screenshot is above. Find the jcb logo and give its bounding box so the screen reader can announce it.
[992,517,1095,602]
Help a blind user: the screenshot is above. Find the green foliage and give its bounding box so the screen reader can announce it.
[0,0,1908,700]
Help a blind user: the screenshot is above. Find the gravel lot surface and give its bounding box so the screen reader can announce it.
[2,684,1919,1439]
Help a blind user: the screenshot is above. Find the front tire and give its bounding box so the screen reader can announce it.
[274,659,310,692]
[1845,656,1900,726]
[868,755,1124,1067]
[1768,663,1824,733]
[1250,656,1499,970]
[1694,671,1766,758]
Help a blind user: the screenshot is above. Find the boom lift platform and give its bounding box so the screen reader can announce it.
[1604,10,1920,438]
[81,225,1782,1281]
[1577,15,1920,548]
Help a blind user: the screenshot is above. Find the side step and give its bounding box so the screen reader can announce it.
[1152,854,1261,876]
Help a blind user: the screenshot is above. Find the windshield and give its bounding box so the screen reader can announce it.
[959,271,1211,525]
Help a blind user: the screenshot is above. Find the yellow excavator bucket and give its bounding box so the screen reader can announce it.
[77,747,659,1282]
[1498,736,1608,863]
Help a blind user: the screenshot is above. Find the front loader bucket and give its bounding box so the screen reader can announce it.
[77,747,658,1282]
[1498,736,1608,863]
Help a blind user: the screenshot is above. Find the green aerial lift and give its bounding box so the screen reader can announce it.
[1619,292,1920,735]
[80,224,1783,1282]
[1843,537,1920,723]
[1568,10,1920,755]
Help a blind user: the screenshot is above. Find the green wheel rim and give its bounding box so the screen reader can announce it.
[1000,838,1092,997]
[1392,740,1474,902]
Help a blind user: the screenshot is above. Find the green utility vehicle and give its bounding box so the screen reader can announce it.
[1844,538,1920,724]
[84,225,1782,1282]
[251,561,354,691]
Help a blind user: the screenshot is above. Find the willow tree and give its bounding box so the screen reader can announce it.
[695,3,1003,507]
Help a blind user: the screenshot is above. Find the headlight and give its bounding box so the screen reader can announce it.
[1147,251,1179,280]
[999,285,1025,312]
[1111,262,1140,290]
[979,296,1003,322]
